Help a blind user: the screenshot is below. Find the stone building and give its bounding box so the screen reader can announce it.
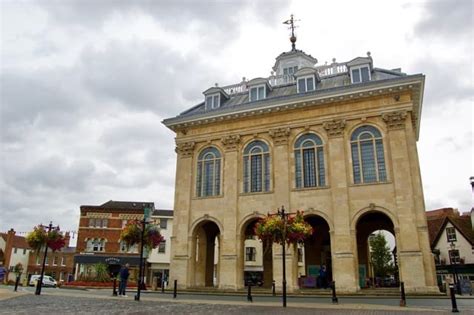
[163,36,438,293]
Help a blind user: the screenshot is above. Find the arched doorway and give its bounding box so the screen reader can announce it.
[240,218,273,288]
[192,220,220,287]
[356,211,399,289]
[302,215,331,289]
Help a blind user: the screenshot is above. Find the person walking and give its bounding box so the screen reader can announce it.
[118,263,130,297]
[319,265,327,289]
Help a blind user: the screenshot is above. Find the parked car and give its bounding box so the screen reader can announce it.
[29,275,57,287]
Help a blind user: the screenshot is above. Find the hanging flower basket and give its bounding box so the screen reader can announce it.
[120,220,163,250]
[255,210,313,245]
[26,225,66,252]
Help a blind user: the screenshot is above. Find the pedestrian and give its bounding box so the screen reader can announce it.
[118,263,130,297]
[319,265,327,289]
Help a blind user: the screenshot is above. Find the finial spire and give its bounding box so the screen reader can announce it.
[283,14,299,51]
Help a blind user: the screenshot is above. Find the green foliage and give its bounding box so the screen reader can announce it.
[93,263,110,282]
[369,232,395,277]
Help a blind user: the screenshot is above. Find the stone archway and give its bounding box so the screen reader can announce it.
[239,218,273,288]
[302,215,332,289]
[191,220,221,287]
[355,210,398,289]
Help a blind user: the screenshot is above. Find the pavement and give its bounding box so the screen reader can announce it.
[0,286,473,314]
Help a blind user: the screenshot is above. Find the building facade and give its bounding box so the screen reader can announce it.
[163,40,438,293]
[427,208,474,292]
[146,209,173,288]
[27,232,76,284]
[0,229,31,284]
[74,200,152,282]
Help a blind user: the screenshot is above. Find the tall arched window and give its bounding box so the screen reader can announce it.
[294,134,325,188]
[196,147,221,197]
[243,141,270,193]
[350,125,387,184]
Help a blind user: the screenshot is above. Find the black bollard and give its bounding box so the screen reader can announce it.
[449,284,459,313]
[399,281,406,307]
[331,281,338,304]
[247,282,253,302]
[173,280,177,299]
[112,278,117,296]
[14,276,20,292]
[272,280,276,296]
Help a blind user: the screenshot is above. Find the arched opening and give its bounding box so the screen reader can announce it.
[240,218,273,288]
[192,220,220,287]
[356,211,399,290]
[301,215,331,289]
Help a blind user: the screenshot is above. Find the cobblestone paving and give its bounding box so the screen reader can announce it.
[0,294,457,315]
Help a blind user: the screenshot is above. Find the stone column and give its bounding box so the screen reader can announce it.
[219,135,241,290]
[324,119,359,293]
[169,141,195,288]
[382,111,437,293]
[269,128,299,291]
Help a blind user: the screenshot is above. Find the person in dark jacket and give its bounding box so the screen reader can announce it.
[118,263,130,297]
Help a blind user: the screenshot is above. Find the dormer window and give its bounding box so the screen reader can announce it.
[283,66,298,83]
[205,94,220,110]
[249,85,266,102]
[351,65,371,83]
[297,75,315,93]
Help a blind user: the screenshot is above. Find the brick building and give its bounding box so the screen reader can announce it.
[27,232,76,284]
[0,229,31,284]
[74,200,152,282]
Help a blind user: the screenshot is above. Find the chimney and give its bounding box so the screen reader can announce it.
[4,228,16,273]
[64,232,71,247]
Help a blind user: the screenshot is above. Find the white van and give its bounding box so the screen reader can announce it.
[29,275,57,287]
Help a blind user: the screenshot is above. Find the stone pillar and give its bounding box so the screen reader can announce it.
[272,243,299,292]
[169,141,195,289]
[382,111,438,293]
[269,127,291,208]
[324,119,359,293]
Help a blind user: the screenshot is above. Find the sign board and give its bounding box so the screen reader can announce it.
[308,265,320,277]
[144,206,151,220]
[359,264,367,288]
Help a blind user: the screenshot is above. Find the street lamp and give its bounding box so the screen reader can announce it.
[449,241,460,295]
[135,205,152,301]
[276,205,295,308]
[35,222,59,295]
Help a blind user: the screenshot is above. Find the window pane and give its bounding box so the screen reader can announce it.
[361,67,370,82]
[307,77,314,91]
[251,155,262,192]
[215,159,221,195]
[303,148,316,187]
[250,88,257,101]
[206,96,212,109]
[295,150,302,188]
[196,161,202,196]
[360,140,376,182]
[351,142,361,184]
[352,69,361,83]
[213,95,219,108]
[298,79,306,93]
[264,153,270,191]
[258,86,265,99]
[204,160,214,196]
[375,139,386,181]
[283,68,288,75]
[317,147,325,186]
[244,157,249,193]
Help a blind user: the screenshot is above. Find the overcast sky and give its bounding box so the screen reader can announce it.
[1,0,472,240]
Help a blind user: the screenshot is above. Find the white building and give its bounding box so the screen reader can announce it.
[0,229,32,284]
[147,209,173,288]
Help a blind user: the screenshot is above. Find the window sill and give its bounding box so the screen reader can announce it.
[240,190,274,196]
[193,194,224,200]
[349,180,391,187]
[292,186,330,192]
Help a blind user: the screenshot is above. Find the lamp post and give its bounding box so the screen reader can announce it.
[276,205,294,308]
[135,205,151,301]
[35,222,57,295]
[449,241,460,295]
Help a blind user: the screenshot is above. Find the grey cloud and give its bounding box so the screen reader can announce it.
[414,0,473,39]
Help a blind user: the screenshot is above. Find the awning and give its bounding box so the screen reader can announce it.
[74,254,141,266]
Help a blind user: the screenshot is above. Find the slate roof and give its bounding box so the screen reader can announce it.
[426,208,474,248]
[81,200,155,212]
[152,209,173,217]
[170,68,407,121]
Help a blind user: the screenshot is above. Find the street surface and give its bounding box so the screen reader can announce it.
[0,286,473,314]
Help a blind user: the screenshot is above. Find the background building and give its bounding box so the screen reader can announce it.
[74,200,152,282]
[0,229,31,284]
[427,208,474,293]
[27,232,75,284]
[163,35,437,293]
[146,209,173,288]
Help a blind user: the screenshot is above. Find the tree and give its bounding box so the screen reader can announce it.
[369,232,395,277]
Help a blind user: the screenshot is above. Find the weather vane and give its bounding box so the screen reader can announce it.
[283,14,299,51]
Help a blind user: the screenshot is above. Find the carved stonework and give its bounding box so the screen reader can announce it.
[382,111,407,130]
[175,141,195,158]
[221,135,241,151]
[323,119,346,137]
[269,127,290,145]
